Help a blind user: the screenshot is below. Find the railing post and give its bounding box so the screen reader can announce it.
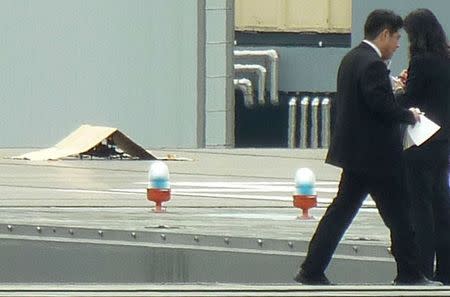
[299,96,309,149]
[310,97,320,149]
[287,97,297,148]
[321,97,331,148]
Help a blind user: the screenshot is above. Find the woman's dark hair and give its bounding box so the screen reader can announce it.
[364,9,403,40]
[404,9,449,58]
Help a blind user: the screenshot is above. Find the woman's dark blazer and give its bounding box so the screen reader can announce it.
[326,42,416,175]
[397,53,450,165]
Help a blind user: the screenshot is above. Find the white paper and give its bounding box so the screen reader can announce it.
[403,115,440,150]
[403,129,415,150]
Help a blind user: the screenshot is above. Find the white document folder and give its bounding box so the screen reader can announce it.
[403,115,440,150]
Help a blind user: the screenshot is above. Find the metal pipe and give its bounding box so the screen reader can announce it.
[234,50,279,105]
[287,97,297,148]
[321,97,331,148]
[299,96,309,149]
[234,64,266,105]
[266,49,279,106]
[233,79,254,108]
[310,97,320,149]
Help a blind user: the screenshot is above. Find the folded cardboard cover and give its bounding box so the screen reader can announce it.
[13,124,156,161]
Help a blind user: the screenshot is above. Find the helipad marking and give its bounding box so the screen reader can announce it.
[134,181,339,186]
[56,189,137,195]
[56,181,375,207]
[203,209,381,220]
[136,181,338,193]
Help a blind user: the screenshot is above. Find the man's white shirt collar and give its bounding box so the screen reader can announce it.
[363,40,382,58]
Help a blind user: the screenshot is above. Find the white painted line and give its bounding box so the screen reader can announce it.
[114,187,338,194]
[176,186,341,193]
[56,189,138,195]
[202,208,381,221]
[54,188,376,208]
[134,181,339,186]
[203,213,298,221]
[169,191,292,202]
[107,188,375,207]
[110,188,145,193]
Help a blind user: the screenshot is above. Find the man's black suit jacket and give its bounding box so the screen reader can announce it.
[397,53,450,163]
[326,42,415,174]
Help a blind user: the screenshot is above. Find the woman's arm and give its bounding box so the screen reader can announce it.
[395,56,427,108]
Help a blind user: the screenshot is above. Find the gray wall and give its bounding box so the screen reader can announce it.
[352,0,450,76]
[0,0,205,148]
[5,1,449,148]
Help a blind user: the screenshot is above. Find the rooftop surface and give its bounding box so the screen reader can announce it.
[0,148,386,243]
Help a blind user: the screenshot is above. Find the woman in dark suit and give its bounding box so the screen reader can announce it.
[398,9,450,284]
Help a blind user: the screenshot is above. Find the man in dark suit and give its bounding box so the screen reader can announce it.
[294,10,436,285]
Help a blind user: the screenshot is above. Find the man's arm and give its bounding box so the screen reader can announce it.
[360,60,417,124]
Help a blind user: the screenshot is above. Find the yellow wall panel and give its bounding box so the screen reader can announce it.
[235,0,351,33]
[235,0,283,30]
[329,0,351,32]
[284,0,328,31]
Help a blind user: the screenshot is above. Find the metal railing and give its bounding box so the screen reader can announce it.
[288,96,332,149]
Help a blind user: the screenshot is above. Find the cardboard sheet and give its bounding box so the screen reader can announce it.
[13,124,156,161]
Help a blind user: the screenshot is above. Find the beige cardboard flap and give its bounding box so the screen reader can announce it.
[13,124,156,161]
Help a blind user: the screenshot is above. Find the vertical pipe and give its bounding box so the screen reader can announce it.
[299,96,309,149]
[256,66,267,105]
[321,97,331,148]
[287,97,297,148]
[225,0,235,148]
[196,0,206,148]
[310,97,320,149]
[268,50,279,105]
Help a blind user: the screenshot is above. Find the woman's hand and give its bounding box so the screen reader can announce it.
[398,69,408,84]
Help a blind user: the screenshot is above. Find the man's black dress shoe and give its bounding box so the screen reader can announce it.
[294,269,331,285]
[394,276,443,286]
